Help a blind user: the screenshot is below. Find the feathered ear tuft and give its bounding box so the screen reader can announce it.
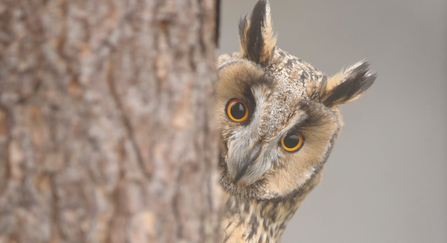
[320,60,377,107]
[239,0,277,65]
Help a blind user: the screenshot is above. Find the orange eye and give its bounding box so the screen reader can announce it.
[226,99,249,122]
[281,133,304,152]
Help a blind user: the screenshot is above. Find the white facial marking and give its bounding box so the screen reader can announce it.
[227,85,312,185]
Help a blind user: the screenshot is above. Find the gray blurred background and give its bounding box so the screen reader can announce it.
[218,0,447,242]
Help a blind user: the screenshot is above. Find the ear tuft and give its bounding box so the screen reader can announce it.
[321,60,377,107]
[239,0,277,65]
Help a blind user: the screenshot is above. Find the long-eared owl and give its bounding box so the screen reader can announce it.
[216,1,376,242]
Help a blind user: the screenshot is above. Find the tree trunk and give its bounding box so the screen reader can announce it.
[0,0,220,242]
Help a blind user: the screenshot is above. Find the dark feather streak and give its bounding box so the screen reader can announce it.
[238,0,269,64]
[324,62,377,106]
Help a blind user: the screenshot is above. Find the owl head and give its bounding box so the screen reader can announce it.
[216,0,376,200]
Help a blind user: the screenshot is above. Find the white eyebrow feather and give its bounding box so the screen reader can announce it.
[264,110,308,143]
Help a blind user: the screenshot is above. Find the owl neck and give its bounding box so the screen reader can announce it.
[221,188,304,243]
[220,173,321,243]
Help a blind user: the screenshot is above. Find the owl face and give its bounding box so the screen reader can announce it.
[216,55,341,200]
[217,0,376,200]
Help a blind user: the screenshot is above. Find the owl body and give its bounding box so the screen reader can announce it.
[217,1,376,242]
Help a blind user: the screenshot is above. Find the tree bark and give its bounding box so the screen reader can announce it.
[0,0,220,242]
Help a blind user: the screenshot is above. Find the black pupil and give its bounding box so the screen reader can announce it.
[284,134,300,148]
[230,102,246,119]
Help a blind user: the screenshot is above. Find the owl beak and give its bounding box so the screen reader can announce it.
[232,144,262,184]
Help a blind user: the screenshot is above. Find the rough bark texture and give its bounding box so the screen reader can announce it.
[0,0,220,242]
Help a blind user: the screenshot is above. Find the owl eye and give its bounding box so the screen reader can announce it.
[281,133,304,152]
[226,99,249,122]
